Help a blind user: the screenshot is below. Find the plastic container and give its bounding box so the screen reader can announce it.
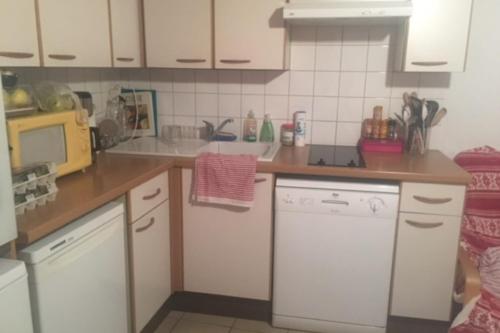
[3,85,37,118]
[243,110,257,142]
[14,183,58,215]
[359,138,404,154]
[259,114,274,142]
[12,162,58,195]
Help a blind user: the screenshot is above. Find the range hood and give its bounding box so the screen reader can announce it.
[284,0,413,23]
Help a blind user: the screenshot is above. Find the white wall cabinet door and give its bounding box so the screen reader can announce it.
[397,0,473,72]
[130,200,171,333]
[110,0,143,67]
[183,169,273,300]
[214,0,288,70]
[144,0,212,68]
[0,0,40,67]
[390,212,461,321]
[38,0,112,67]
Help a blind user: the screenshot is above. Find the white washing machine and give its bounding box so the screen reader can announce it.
[0,259,34,333]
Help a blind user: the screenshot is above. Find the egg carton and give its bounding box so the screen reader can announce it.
[15,183,58,216]
[12,162,57,195]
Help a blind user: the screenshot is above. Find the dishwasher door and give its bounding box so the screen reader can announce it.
[273,183,399,332]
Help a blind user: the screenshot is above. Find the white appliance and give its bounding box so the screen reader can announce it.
[273,177,400,333]
[0,259,34,333]
[284,0,413,22]
[19,201,130,333]
[0,80,17,246]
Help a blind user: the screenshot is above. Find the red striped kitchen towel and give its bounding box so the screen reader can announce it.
[192,152,258,208]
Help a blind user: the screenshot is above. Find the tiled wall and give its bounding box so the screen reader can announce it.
[13,25,449,146]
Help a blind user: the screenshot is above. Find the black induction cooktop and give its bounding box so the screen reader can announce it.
[308,145,366,168]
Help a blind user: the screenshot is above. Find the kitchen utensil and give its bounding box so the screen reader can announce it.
[431,108,447,127]
[425,100,440,127]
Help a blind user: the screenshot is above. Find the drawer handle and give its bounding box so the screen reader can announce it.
[220,59,251,64]
[116,57,135,62]
[411,61,448,66]
[254,178,267,184]
[176,58,207,63]
[0,51,34,59]
[413,195,452,205]
[48,54,77,60]
[142,188,161,201]
[136,217,155,233]
[321,199,349,206]
[405,220,444,229]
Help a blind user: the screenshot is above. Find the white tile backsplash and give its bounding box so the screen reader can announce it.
[16,25,450,144]
[219,94,241,118]
[313,97,338,121]
[314,71,340,96]
[195,93,218,117]
[341,45,368,71]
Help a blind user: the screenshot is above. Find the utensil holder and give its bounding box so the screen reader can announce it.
[407,126,431,155]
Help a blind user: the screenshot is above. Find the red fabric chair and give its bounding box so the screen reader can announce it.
[450,146,500,333]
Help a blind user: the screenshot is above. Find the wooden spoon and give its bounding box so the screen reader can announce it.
[431,108,447,127]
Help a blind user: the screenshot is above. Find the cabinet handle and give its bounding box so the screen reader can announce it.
[142,188,161,201]
[0,52,34,59]
[413,195,452,205]
[411,61,448,66]
[135,217,155,233]
[321,199,349,206]
[48,54,77,60]
[116,57,135,62]
[405,219,444,229]
[254,178,267,184]
[176,58,207,63]
[220,59,251,64]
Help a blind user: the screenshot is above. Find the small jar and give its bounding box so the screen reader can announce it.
[362,119,373,138]
[372,120,381,139]
[280,123,294,146]
[373,106,383,122]
[379,120,388,139]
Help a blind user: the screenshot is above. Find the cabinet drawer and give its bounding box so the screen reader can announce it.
[130,201,170,332]
[129,172,168,221]
[390,212,461,321]
[400,182,465,216]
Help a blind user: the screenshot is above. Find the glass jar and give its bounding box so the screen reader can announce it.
[280,123,294,146]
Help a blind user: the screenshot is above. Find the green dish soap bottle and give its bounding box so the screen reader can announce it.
[259,113,274,143]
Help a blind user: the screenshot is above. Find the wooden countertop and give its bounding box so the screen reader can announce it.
[177,146,471,185]
[16,153,174,246]
[16,146,470,246]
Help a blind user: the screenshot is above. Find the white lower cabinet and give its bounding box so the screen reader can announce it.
[128,172,170,333]
[390,212,461,321]
[182,169,273,300]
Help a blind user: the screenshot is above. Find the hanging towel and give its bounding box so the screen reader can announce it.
[193,152,258,208]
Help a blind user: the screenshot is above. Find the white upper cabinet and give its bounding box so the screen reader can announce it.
[38,0,112,67]
[214,0,289,70]
[397,0,473,72]
[0,0,40,67]
[144,0,212,68]
[110,0,143,67]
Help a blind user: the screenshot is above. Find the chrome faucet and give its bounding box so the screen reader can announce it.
[203,118,234,141]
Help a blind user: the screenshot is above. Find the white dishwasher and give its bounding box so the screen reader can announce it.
[273,177,399,333]
[19,201,129,333]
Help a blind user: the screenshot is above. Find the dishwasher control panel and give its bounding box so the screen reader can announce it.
[276,187,399,219]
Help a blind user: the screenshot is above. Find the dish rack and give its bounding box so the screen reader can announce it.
[12,162,58,215]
